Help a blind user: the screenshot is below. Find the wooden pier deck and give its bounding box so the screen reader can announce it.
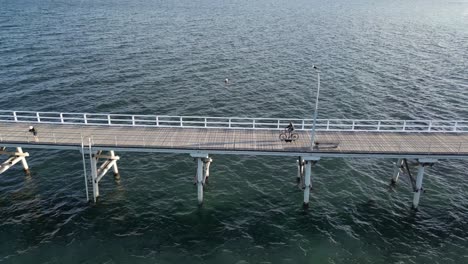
[1,122,468,158]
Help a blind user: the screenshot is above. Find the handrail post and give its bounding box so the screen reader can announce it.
[180,116,183,127]
[277,120,280,129]
[377,121,381,131]
[156,116,159,126]
[352,121,355,131]
[108,115,111,125]
[402,121,407,131]
[60,113,64,123]
[454,121,458,132]
[36,112,41,122]
[205,118,207,128]
[84,114,88,124]
[229,118,232,128]
[326,120,330,130]
[13,111,17,121]
[132,116,135,126]
[253,119,256,129]
[428,120,432,132]
[302,120,305,130]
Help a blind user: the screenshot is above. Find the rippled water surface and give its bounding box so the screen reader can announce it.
[1,0,468,263]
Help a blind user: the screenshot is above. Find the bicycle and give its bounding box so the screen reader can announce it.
[279,129,299,142]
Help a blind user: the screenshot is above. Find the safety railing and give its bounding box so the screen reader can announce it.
[1,110,468,133]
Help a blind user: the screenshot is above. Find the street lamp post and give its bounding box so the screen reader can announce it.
[310,65,321,148]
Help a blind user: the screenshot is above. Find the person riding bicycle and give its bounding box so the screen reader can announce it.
[286,122,295,137]
[279,122,298,142]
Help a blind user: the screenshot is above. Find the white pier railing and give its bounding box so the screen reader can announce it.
[0,110,467,133]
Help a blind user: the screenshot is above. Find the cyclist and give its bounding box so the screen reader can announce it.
[286,122,295,138]
[28,125,38,142]
[279,122,298,142]
[28,126,37,136]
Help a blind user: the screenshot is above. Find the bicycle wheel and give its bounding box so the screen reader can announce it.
[291,133,299,140]
[279,133,287,140]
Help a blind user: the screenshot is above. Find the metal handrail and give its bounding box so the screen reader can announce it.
[1,110,467,133]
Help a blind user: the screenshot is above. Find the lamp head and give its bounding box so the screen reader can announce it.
[312,65,320,73]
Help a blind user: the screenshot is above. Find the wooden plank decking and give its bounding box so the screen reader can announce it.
[1,123,468,156]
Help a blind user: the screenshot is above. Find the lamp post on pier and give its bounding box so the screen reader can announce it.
[310,65,321,148]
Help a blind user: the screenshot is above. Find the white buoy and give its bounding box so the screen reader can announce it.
[224,78,229,84]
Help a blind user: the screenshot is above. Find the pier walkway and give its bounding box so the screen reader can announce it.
[1,110,468,209]
[1,123,468,158]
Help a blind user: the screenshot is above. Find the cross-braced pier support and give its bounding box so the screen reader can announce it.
[390,158,437,209]
[412,158,437,209]
[301,156,320,208]
[87,149,120,203]
[191,153,212,205]
[0,147,30,175]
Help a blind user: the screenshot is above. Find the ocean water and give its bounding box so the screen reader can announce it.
[1,0,468,263]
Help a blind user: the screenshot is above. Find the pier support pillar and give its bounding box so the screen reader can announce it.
[197,158,203,204]
[191,153,209,205]
[204,157,213,184]
[297,156,305,186]
[412,158,437,210]
[391,158,403,185]
[412,164,425,210]
[90,152,99,203]
[303,161,312,206]
[302,156,320,208]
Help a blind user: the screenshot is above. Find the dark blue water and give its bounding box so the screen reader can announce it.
[1,0,468,263]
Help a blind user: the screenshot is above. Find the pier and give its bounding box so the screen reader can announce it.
[1,110,468,209]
